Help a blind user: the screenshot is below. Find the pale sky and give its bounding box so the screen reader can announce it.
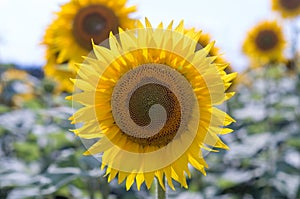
[0,0,278,71]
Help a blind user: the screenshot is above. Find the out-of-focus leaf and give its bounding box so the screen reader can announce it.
[13,142,40,162]
[7,187,40,199]
[0,105,10,113]
[287,137,300,149]
[284,150,300,169]
[273,172,300,199]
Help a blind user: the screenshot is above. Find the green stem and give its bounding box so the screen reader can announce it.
[156,177,166,199]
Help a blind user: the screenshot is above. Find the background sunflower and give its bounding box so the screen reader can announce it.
[194,31,237,91]
[43,0,137,92]
[0,68,35,107]
[272,0,300,19]
[242,20,286,66]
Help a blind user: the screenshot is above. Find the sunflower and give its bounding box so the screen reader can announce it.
[272,0,300,19]
[43,0,137,90]
[196,31,236,90]
[43,49,76,92]
[0,68,35,107]
[242,20,286,66]
[68,19,236,190]
[185,29,236,91]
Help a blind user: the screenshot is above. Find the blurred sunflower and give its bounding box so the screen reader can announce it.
[197,32,236,90]
[43,49,76,92]
[186,29,237,90]
[242,20,286,66]
[195,32,227,64]
[0,68,35,107]
[69,19,236,190]
[272,0,300,19]
[43,0,137,91]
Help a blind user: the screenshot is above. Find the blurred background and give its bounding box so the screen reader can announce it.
[0,0,279,71]
[0,0,299,198]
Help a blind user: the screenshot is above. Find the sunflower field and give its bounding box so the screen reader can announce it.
[0,0,299,199]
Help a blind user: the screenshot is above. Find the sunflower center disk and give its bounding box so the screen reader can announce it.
[73,5,119,50]
[111,64,196,147]
[279,0,300,10]
[255,30,278,51]
[129,83,181,145]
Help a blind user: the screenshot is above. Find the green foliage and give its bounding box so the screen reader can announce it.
[13,141,40,162]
